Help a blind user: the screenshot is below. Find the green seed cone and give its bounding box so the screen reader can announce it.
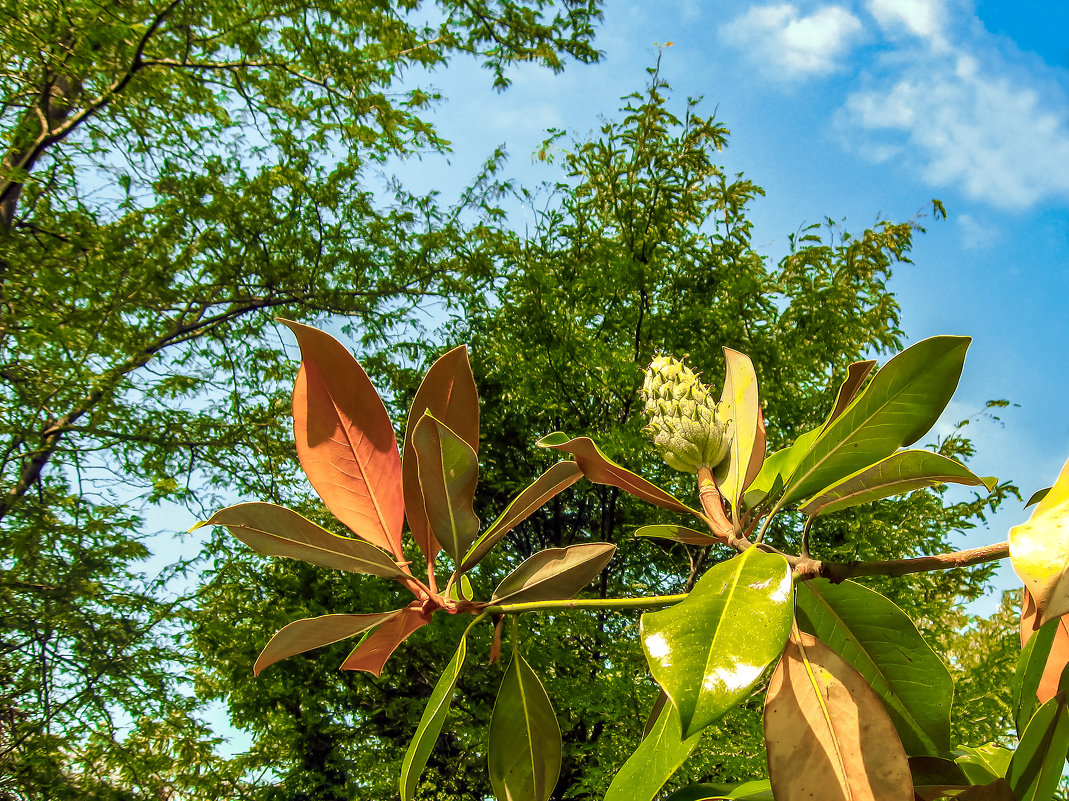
[640,355,732,473]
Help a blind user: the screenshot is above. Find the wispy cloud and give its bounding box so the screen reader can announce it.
[866,0,944,42]
[720,4,864,78]
[844,48,1069,209]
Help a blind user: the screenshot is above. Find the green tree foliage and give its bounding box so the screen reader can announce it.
[191,73,1022,800]
[0,1,601,796]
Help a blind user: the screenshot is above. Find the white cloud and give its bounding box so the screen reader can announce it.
[721,4,864,78]
[844,50,1069,209]
[867,0,943,41]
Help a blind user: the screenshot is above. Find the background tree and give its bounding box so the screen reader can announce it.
[0,1,601,797]
[192,70,1018,799]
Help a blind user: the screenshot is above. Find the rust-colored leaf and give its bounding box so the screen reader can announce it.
[339,602,431,676]
[1019,589,1069,703]
[282,319,404,559]
[764,628,913,801]
[254,611,400,675]
[402,346,480,562]
[824,360,877,430]
[537,433,701,518]
[1011,454,1069,625]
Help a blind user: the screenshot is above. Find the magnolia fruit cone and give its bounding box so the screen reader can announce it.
[640,355,732,473]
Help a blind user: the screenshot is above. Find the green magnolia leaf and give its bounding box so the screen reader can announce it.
[908,756,969,786]
[954,744,1013,785]
[447,574,475,603]
[487,651,561,801]
[799,450,995,518]
[663,780,774,800]
[1014,617,1060,736]
[1025,487,1051,509]
[413,413,480,565]
[743,427,820,509]
[402,345,480,562]
[461,461,582,571]
[603,699,702,801]
[641,547,793,738]
[1007,692,1069,801]
[713,348,761,521]
[198,502,406,579]
[491,543,616,604]
[780,336,970,507]
[253,610,401,675]
[281,319,405,557]
[634,524,718,545]
[795,579,953,757]
[400,636,467,801]
[537,432,702,517]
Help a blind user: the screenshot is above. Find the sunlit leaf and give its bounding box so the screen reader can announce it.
[799,451,995,518]
[254,610,401,675]
[634,524,718,545]
[198,502,406,579]
[641,547,792,738]
[537,432,701,517]
[780,336,970,507]
[281,319,404,557]
[764,629,913,801]
[402,346,480,562]
[400,635,467,801]
[487,651,561,801]
[953,744,1013,785]
[461,461,582,571]
[713,348,760,520]
[795,579,953,756]
[1006,690,1069,801]
[1010,454,1069,624]
[603,699,701,801]
[743,427,820,509]
[339,603,431,676]
[491,543,615,604]
[412,413,480,565]
[1015,614,1060,735]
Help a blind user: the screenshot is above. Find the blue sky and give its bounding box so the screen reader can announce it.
[383,0,1069,608]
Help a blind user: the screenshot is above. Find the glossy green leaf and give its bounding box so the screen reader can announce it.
[822,359,877,430]
[487,651,561,801]
[402,346,480,562]
[491,543,616,604]
[400,636,467,801]
[253,610,401,675]
[743,427,821,509]
[281,319,405,557]
[713,348,761,520]
[603,699,702,801]
[339,603,431,676]
[954,744,1013,785]
[447,574,475,603]
[1007,692,1069,801]
[537,432,701,517]
[780,336,970,507]
[795,578,953,756]
[908,756,969,786]
[641,547,793,738]
[1014,617,1060,736]
[1025,487,1051,509]
[1018,589,1069,709]
[413,413,480,565]
[799,450,995,518]
[663,780,773,800]
[198,502,406,579]
[634,524,718,545]
[461,461,583,571]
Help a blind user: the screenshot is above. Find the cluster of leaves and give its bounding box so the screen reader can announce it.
[206,317,1066,801]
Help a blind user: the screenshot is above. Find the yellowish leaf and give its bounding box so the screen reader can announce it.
[764,628,913,801]
[1010,455,1069,624]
